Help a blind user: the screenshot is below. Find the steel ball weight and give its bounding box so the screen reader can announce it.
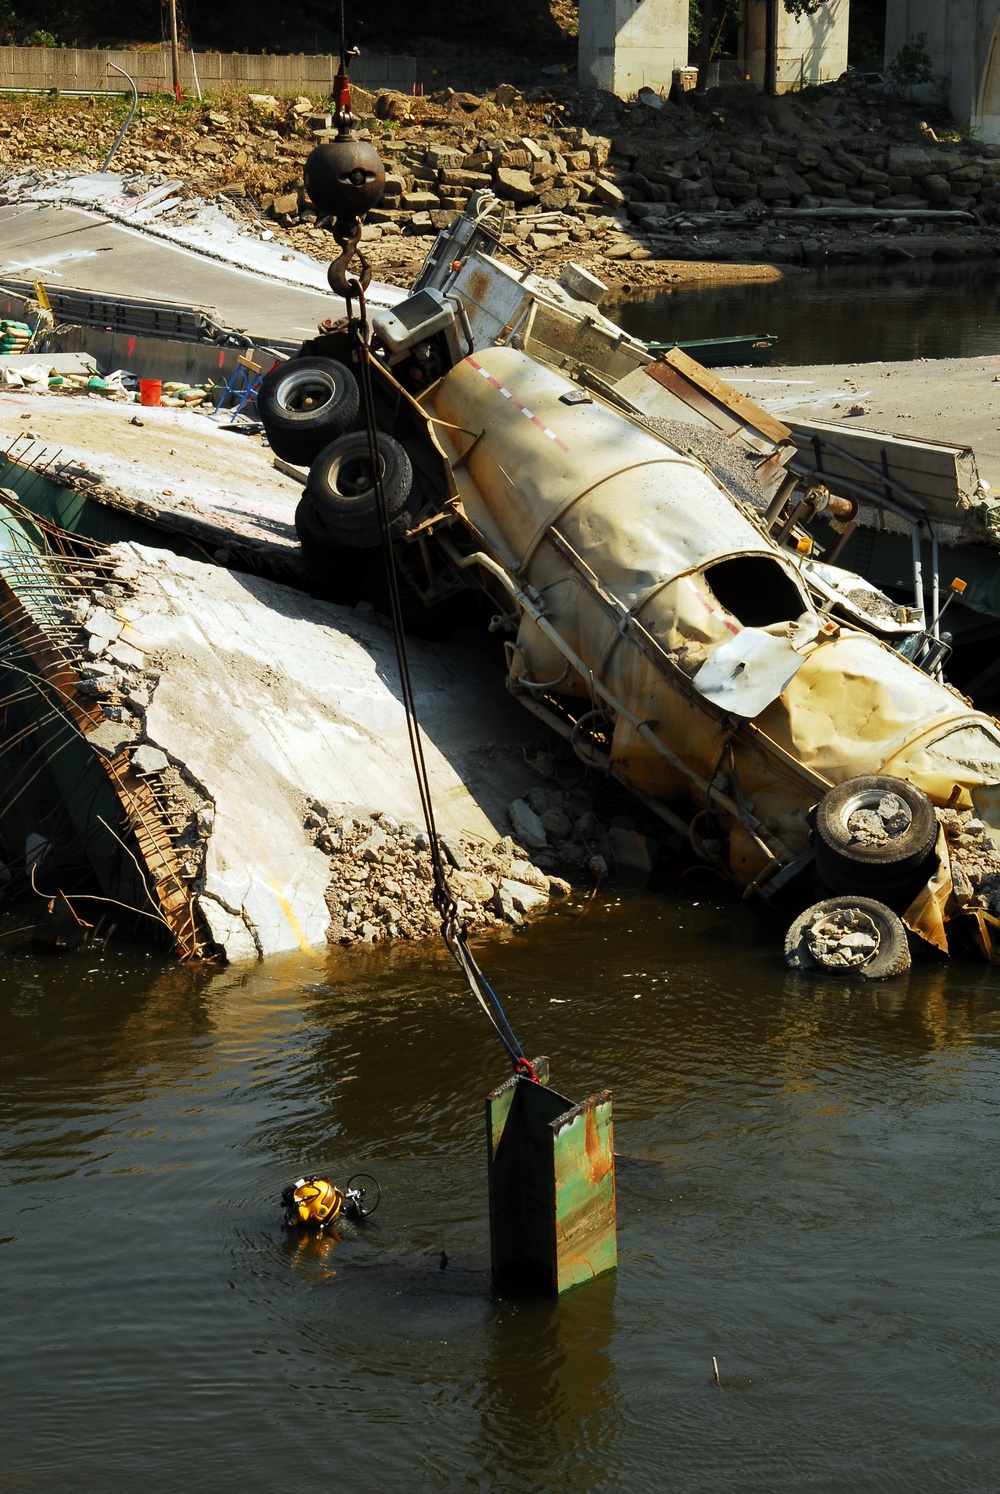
[303,139,385,220]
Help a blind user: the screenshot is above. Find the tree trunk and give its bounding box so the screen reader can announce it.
[695,0,716,93]
[764,0,778,96]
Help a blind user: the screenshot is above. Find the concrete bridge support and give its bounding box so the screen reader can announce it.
[578,0,850,100]
[885,1,1000,142]
[741,0,850,93]
[578,0,692,96]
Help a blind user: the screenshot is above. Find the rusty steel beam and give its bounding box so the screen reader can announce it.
[0,537,208,958]
[485,1058,617,1296]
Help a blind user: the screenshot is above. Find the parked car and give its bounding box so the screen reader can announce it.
[839,69,886,88]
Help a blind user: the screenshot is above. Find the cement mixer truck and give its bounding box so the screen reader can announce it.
[258,192,1000,978]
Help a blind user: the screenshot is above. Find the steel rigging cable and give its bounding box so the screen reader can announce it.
[344,280,535,1080]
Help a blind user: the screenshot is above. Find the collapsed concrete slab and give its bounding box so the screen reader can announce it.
[104,541,546,960]
[0,390,307,566]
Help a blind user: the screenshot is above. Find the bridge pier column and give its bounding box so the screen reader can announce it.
[578,0,690,98]
[741,0,851,93]
[885,1,1000,140]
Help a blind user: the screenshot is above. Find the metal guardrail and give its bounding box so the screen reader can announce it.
[1,278,248,345]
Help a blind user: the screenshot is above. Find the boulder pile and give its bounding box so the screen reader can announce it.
[284,78,1000,284]
[4,76,1000,297]
[346,85,1000,276]
[311,807,571,944]
[308,751,668,945]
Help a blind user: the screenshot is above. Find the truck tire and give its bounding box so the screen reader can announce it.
[294,495,373,597]
[784,895,911,979]
[305,431,415,549]
[362,552,465,639]
[258,356,360,465]
[814,774,937,896]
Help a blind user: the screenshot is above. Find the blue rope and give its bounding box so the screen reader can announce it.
[450,929,526,1065]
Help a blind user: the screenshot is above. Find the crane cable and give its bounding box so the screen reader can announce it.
[343,282,536,1081]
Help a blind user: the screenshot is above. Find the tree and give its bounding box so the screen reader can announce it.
[885,31,933,92]
[695,0,717,93]
[692,0,740,93]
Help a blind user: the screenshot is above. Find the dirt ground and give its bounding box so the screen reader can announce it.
[727,354,1000,489]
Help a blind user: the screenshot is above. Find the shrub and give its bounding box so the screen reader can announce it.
[887,32,934,91]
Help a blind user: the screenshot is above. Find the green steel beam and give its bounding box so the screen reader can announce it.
[486,1058,617,1296]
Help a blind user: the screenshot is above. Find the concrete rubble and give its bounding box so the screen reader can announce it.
[60,538,566,960]
[5,74,1000,308]
[939,809,1000,914]
[846,794,911,846]
[317,811,571,945]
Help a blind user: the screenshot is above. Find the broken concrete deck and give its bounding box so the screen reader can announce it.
[727,354,1000,490]
[0,191,404,342]
[0,390,303,561]
[108,542,542,961]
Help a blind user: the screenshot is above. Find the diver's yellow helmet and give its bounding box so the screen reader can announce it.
[282,1176,344,1228]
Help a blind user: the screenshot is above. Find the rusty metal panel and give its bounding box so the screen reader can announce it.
[527,303,647,386]
[0,500,208,957]
[486,1061,566,1293]
[959,909,1000,962]
[550,1091,617,1293]
[644,359,747,439]
[660,347,793,446]
[485,1061,616,1296]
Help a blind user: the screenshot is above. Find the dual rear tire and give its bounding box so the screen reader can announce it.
[301,430,416,551]
[291,420,455,634]
[784,773,940,980]
[258,355,360,466]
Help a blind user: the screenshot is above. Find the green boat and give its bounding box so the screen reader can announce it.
[646,332,778,368]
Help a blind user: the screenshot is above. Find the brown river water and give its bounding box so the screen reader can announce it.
[4,887,1000,1491]
[6,257,1000,1486]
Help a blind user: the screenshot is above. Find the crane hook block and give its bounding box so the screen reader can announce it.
[304,137,386,224]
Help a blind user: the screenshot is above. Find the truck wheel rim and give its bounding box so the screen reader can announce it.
[337,454,383,496]
[807,907,881,968]
[276,366,339,414]
[835,787,913,846]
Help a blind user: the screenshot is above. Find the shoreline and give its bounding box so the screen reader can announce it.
[601,226,1000,295]
[8,74,1000,299]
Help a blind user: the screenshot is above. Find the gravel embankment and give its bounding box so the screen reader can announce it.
[4,75,1000,301]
